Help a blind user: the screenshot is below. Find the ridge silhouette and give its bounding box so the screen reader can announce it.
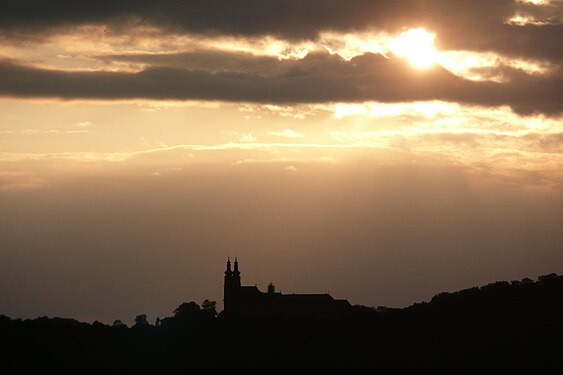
[1,267,562,373]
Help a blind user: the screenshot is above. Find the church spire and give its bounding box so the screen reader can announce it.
[225,257,233,276]
[224,257,236,312]
[233,256,241,287]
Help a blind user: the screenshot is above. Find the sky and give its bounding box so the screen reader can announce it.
[1,0,562,324]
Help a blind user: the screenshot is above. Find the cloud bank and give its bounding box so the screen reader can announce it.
[1,0,562,61]
[0,1,561,114]
[1,52,561,115]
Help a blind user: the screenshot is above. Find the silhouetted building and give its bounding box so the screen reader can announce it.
[223,258,351,318]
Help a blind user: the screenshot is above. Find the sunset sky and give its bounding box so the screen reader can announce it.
[1,0,562,323]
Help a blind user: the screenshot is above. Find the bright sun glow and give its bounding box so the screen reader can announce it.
[389,28,438,68]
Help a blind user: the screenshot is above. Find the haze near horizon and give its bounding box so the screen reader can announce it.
[1,0,562,323]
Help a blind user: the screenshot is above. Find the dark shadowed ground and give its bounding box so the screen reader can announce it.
[1,273,562,373]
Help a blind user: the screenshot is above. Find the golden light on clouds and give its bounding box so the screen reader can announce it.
[319,31,389,60]
[1,23,554,85]
[517,0,551,4]
[2,0,563,332]
[436,51,553,82]
[0,2,562,192]
[2,97,561,194]
[333,101,458,119]
[506,14,550,25]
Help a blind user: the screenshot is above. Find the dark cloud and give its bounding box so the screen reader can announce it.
[98,50,290,75]
[423,0,563,62]
[1,52,562,115]
[1,1,562,62]
[0,1,410,37]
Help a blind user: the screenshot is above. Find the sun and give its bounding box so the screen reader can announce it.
[389,27,438,68]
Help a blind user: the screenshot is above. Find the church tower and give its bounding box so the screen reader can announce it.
[233,257,241,288]
[223,257,240,312]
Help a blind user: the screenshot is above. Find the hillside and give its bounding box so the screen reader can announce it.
[1,273,562,373]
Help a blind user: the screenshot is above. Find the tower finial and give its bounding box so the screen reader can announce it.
[226,257,232,273]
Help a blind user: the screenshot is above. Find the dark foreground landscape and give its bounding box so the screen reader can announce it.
[2,274,562,373]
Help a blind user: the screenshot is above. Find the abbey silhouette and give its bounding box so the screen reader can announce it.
[223,257,351,318]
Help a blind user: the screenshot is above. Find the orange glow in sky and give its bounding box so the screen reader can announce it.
[1,0,562,323]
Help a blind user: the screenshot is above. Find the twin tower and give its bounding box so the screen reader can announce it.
[223,257,241,311]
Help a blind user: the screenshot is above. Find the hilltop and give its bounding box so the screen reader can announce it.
[1,273,562,373]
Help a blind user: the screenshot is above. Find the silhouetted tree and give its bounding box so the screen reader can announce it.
[202,299,217,318]
[173,302,201,318]
[92,320,106,328]
[133,314,149,327]
[539,273,558,282]
[113,319,127,328]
